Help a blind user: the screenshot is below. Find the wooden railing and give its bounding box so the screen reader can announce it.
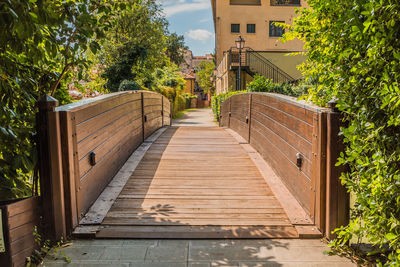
[220,92,349,238]
[37,91,171,239]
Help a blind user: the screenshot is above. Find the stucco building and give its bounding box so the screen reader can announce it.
[211,0,307,94]
[180,50,214,106]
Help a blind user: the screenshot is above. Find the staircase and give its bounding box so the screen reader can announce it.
[228,47,296,83]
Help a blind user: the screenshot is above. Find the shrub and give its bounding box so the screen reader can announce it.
[118,80,142,91]
[246,75,307,97]
[211,90,246,120]
[173,94,186,118]
[289,0,400,265]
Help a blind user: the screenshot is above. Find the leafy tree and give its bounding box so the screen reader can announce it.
[0,0,117,200]
[196,60,215,95]
[102,44,147,91]
[287,1,400,265]
[166,33,187,66]
[99,0,169,90]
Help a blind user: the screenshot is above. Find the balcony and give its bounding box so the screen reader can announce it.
[270,0,300,6]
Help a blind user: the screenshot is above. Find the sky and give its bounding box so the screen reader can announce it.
[159,0,215,56]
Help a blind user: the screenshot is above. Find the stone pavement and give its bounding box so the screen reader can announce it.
[43,239,355,266]
[172,108,217,127]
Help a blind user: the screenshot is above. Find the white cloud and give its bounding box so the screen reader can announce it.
[199,17,211,23]
[186,29,214,42]
[162,0,210,17]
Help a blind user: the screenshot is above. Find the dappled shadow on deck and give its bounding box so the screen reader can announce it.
[98,126,297,240]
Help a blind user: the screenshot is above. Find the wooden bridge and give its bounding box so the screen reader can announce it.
[36,91,349,242]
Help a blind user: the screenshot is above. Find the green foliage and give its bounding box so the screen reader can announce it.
[166,33,187,66]
[102,44,147,91]
[53,87,72,105]
[246,75,307,97]
[118,80,142,91]
[27,226,70,266]
[152,65,186,91]
[149,64,189,117]
[211,90,246,120]
[173,94,187,118]
[0,0,118,200]
[288,0,400,265]
[196,60,215,95]
[98,0,185,90]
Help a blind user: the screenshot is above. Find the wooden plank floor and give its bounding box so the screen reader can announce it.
[97,127,298,238]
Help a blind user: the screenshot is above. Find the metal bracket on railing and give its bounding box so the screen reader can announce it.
[144,115,147,122]
[245,116,249,124]
[89,152,96,166]
[296,153,303,169]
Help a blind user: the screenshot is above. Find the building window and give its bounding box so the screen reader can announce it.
[247,24,256,33]
[270,0,300,6]
[269,21,285,37]
[231,24,240,33]
[230,0,261,5]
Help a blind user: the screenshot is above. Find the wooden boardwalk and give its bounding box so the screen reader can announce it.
[97,126,298,238]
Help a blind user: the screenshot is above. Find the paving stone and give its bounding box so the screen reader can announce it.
[60,246,105,261]
[99,246,147,260]
[189,262,211,267]
[121,246,148,260]
[72,239,124,247]
[189,246,275,261]
[190,240,234,248]
[130,262,186,267]
[43,261,130,267]
[145,246,187,261]
[239,262,283,267]
[123,240,158,247]
[158,239,189,247]
[210,261,240,267]
[273,246,349,262]
[240,263,356,267]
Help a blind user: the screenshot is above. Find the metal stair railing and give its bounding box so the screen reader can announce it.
[246,48,295,83]
[227,47,295,83]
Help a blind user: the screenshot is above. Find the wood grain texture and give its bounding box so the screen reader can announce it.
[56,91,169,220]
[220,92,337,236]
[99,126,297,238]
[0,197,41,267]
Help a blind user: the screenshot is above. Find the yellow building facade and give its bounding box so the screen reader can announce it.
[212,0,307,94]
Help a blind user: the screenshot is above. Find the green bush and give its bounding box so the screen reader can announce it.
[211,90,246,120]
[173,94,186,118]
[289,0,400,265]
[246,75,307,97]
[118,80,142,91]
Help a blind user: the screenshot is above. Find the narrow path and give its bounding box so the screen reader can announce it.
[172,108,216,127]
[97,126,297,238]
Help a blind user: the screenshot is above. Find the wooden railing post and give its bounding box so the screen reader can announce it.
[37,95,66,241]
[311,111,327,233]
[247,94,252,143]
[228,97,231,128]
[161,95,164,127]
[170,101,173,126]
[325,101,349,239]
[141,92,145,141]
